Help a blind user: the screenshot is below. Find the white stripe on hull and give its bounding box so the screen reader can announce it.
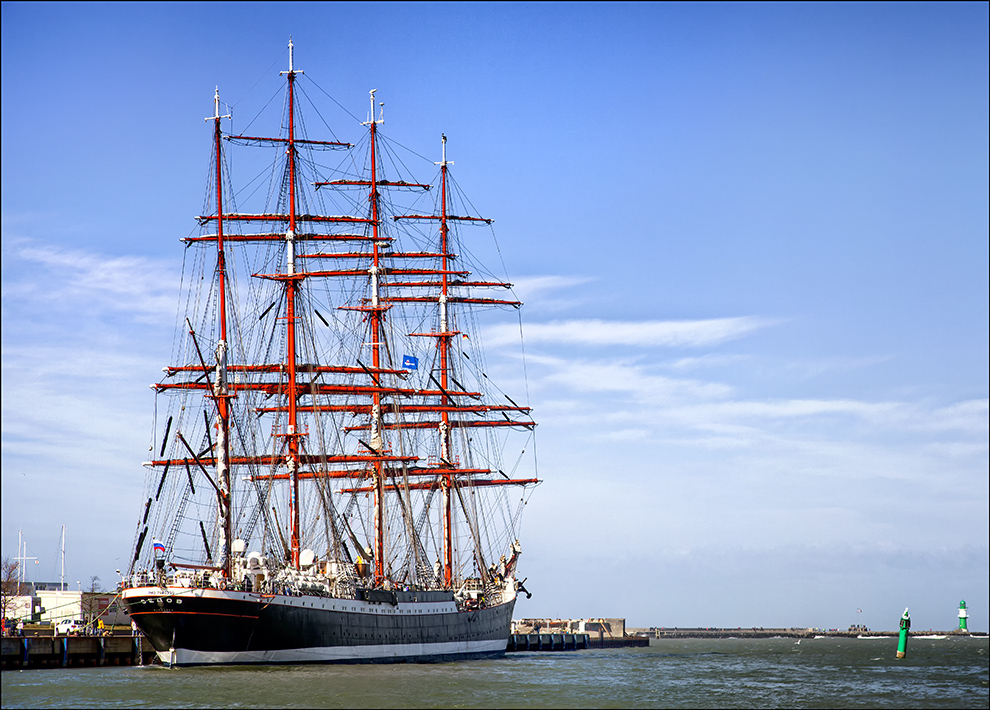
[160,638,508,666]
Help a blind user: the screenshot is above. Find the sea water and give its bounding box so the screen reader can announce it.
[2,636,987,708]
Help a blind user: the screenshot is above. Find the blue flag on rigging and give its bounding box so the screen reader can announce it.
[402,355,419,371]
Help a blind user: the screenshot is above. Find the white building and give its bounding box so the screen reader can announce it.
[9,588,130,626]
[36,589,84,624]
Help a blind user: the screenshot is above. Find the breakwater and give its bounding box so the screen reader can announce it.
[642,627,977,639]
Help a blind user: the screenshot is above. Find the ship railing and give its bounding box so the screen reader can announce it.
[460,578,484,592]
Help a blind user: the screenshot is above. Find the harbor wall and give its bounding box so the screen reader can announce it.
[1,635,157,669]
[504,632,649,651]
[508,617,648,650]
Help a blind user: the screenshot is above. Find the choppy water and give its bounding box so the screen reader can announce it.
[2,636,987,708]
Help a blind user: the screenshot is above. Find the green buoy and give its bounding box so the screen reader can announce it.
[896,607,910,659]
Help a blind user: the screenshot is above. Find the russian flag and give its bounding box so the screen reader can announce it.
[153,539,166,555]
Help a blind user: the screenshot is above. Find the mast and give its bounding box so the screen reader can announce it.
[390,136,538,589]
[437,135,454,588]
[366,91,387,584]
[16,530,37,585]
[153,38,363,574]
[207,88,233,577]
[281,37,303,568]
[311,92,435,587]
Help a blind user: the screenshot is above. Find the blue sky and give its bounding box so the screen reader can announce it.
[2,2,987,631]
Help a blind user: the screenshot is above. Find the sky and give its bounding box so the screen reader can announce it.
[2,2,987,631]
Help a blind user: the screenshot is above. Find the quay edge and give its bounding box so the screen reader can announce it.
[1,636,158,670]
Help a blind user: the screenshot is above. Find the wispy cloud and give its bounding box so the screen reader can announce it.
[666,353,752,371]
[2,238,178,324]
[1,343,154,486]
[775,355,895,381]
[508,275,596,300]
[529,353,734,402]
[1,239,172,491]
[488,316,778,348]
[507,275,598,314]
[924,399,990,434]
[519,349,989,468]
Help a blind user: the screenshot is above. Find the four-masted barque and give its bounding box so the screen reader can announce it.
[121,40,540,666]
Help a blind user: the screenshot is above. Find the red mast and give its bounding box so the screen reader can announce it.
[392,136,538,589]
[368,92,386,584]
[311,93,437,586]
[208,88,233,577]
[437,136,455,588]
[282,38,303,569]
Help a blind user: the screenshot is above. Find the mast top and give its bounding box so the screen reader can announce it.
[281,36,304,77]
[435,134,452,167]
[206,86,232,123]
[363,89,384,126]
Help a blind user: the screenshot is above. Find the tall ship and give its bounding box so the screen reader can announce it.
[121,40,540,666]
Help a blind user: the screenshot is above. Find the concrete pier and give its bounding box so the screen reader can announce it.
[1,636,158,670]
[504,632,649,651]
[506,633,589,651]
[509,617,649,650]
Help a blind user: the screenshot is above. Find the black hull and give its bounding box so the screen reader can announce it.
[122,587,514,665]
